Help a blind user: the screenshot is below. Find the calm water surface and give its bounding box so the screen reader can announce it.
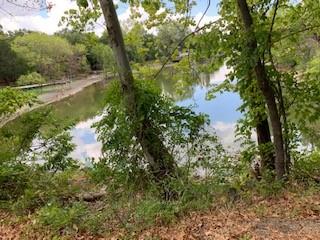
[69,66,242,162]
[4,66,242,162]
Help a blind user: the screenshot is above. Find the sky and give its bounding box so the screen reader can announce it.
[0,0,220,35]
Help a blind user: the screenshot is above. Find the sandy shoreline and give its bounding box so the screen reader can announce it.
[0,74,105,128]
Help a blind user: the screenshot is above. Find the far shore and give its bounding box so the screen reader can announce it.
[0,73,106,128]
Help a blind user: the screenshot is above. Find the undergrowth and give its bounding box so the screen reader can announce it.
[1,80,319,238]
[1,165,318,239]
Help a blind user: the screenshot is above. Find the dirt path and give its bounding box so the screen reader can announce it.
[37,74,105,104]
[0,74,105,128]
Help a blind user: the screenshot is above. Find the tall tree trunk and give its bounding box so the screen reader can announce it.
[237,0,286,179]
[99,0,136,115]
[256,116,275,170]
[98,0,176,191]
[240,76,275,173]
[276,77,291,172]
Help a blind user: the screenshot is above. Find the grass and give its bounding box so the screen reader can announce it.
[0,166,319,239]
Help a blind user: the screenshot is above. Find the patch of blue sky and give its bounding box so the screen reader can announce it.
[190,0,219,17]
[114,0,220,17]
[115,1,128,15]
[39,8,47,18]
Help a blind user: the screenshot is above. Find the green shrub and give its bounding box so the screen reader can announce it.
[12,170,82,214]
[37,202,87,232]
[256,177,284,197]
[292,151,320,184]
[174,180,216,209]
[238,170,284,198]
[17,72,46,86]
[41,130,77,173]
[134,198,178,226]
[78,208,114,235]
[95,79,226,192]
[0,87,36,116]
[0,164,30,201]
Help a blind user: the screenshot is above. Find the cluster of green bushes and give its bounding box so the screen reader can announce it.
[0,161,226,236]
[16,72,46,86]
[1,154,318,238]
[1,80,319,238]
[0,87,36,117]
[0,30,115,85]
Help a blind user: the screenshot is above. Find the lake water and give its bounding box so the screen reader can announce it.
[3,66,243,162]
[68,66,242,162]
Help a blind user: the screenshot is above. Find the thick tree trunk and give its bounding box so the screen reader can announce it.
[98,0,176,188]
[237,0,286,179]
[256,117,275,170]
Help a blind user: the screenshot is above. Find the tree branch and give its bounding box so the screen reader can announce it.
[153,20,218,79]
[267,0,279,48]
[273,24,320,44]
[195,0,211,31]
[5,0,49,11]
[187,0,211,81]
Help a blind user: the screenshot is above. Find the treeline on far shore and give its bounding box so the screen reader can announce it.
[0,22,188,87]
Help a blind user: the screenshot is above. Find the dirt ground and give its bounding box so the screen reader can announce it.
[138,191,320,240]
[1,191,319,240]
[139,203,320,239]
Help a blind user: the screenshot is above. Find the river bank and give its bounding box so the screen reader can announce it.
[0,179,319,239]
[0,74,106,128]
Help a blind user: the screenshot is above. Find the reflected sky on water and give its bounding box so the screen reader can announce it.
[69,66,243,161]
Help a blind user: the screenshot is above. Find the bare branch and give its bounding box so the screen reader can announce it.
[4,0,50,11]
[195,0,211,31]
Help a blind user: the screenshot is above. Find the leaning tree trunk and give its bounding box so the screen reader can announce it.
[99,0,136,114]
[237,0,286,179]
[99,0,177,192]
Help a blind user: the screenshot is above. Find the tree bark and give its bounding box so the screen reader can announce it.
[276,76,291,173]
[240,75,275,173]
[237,0,286,179]
[98,0,176,189]
[99,0,136,115]
[256,117,275,170]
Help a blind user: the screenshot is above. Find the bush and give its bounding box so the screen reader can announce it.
[12,170,82,214]
[0,87,36,116]
[134,198,178,226]
[37,202,87,232]
[11,169,80,214]
[292,151,320,184]
[17,72,46,86]
[255,173,284,197]
[95,79,226,191]
[0,164,30,201]
[41,130,77,173]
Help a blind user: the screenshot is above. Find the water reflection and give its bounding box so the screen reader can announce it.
[3,66,243,162]
[70,116,102,164]
[1,81,107,163]
[69,66,242,161]
[156,65,242,151]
